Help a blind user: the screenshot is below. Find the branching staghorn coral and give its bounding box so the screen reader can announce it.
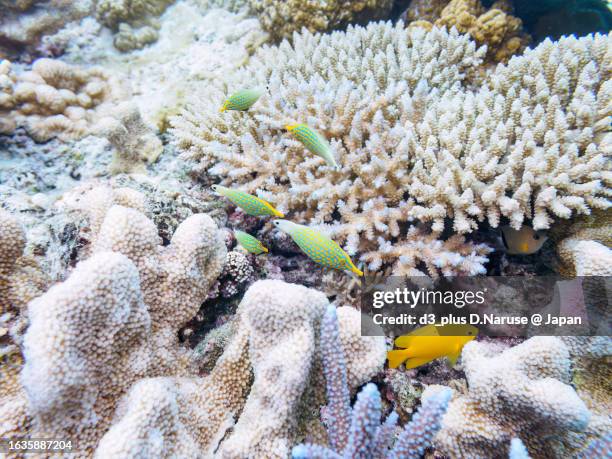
[0,58,125,141]
[293,305,452,458]
[172,23,611,276]
[247,0,394,42]
[424,337,597,458]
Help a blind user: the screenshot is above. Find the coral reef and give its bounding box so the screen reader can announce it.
[554,210,612,276]
[406,0,531,62]
[15,205,226,454]
[0,58,125,141]
[0,210,48,315]
[0,0,93,59]
[172,23,611,275]
[95,0,173,51]
[293,305,451,458]
[426,337,597,458]
[248,0,394,41]
[97,102,163,174]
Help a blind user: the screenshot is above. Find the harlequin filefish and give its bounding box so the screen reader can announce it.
[285,123,339,169]
[212,185,284,217]
[501,225,547,255]
[272,220,362,276]
[234,230,268,254]
[387,324,478,369]
[220,88,263,112]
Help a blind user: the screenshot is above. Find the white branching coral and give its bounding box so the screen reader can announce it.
[0,58,125,141]
[173,24,610,274]
[425,337,594,458]
[172,23,500,275]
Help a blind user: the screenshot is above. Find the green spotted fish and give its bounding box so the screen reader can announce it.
[235,230,268,254]
[273,220,362,276]
[285,123,339,169]
[212,185,284,217]
[220,88,263,112]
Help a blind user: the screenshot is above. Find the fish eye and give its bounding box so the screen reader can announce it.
[534,234,540,240]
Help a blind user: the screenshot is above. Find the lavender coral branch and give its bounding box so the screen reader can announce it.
[320,304,352,451]
[388,389,453,459]
[292,304,451,458]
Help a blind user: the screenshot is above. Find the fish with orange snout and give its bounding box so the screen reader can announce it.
[501,225,548,255]
[387,324,478,369]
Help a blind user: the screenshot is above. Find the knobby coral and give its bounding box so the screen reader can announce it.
[425,337,596,458]
[171,23,611,275]
[9,202,227,455]
[0,58,125,141]
[247,0,394,42]
[293,305,452,459]
[96,280,385,458]
[407,0,531,62]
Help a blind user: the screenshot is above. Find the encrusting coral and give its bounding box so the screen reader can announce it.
[171,23,611,276]
[424,337,596,458]
[97,102,163,174]
[247,0,394,41]
[0,0,93,58]
[0,210,48,450]
[0,57,125,141]
[407,0,531,63]
[553,210,612,276]
[95,0,173,51]
[3,208,385,459]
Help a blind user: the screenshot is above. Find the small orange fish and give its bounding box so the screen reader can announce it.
[501,225,547,255]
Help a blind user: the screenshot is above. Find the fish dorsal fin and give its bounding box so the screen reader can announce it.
[394,324,440,348]
[404,356,435,370]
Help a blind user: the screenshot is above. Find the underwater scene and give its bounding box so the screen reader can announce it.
[0,0,611,458]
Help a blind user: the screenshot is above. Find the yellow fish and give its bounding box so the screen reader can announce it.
[212,185,284,217]
[272,220,362,276]
[501,225,547,255]
[220,88,263,112]
[387,324,478,369]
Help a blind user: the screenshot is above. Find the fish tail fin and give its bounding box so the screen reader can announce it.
[351,265,363,277]
[387,350,410,369]
[220,106,227,113]
[274,209,285,218]
[285,123,297,131]
[262,246,269,253]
